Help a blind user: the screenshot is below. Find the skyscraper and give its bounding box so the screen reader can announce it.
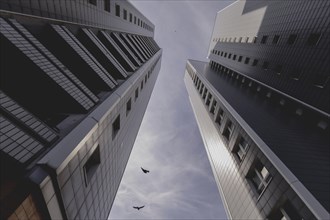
[184,0,329,219]
[0,0,161,219]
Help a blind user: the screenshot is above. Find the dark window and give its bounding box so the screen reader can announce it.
[248,159,272,195]
[245,37,249,43]
[274,64,282,75]
[112,115,120,139]
[253,36,257,43]
[252,59,258,66]
[129,13,133,22]
[126,98,132,116]
[233,137,249,162]
[290,69,301,80]
[272,35,280,44]
[261,35,268,44]
[104,0,110,12]
[134,16,136,24]
[123,9,127,20]
[223,120,233,141]
[83,145,100,186]
[206,93,212,106]
[238,56,242,62]
[287,34,297,45]
[217,51,220,55]
[263,61,269,70]
[221,52,224,56]
[89,0,97,5]
[141,81,144,90]
[138,18,140,26]
[307,33,321,46]
[245,57,250,64]
[312,74,329,88]
[215,109,224,126]
[115,4,120,17]
[202,88,208,100]
[228,54,232,59]
[145,75,147,83]
[135,88,139,101]
[268,201,302,220]
[210,100,217,115]
[224,53,227,58]
[239,37,242,43]
[233,55,237,60]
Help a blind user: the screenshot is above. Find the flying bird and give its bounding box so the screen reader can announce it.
[133,205,145,210]
[141,167,149,173]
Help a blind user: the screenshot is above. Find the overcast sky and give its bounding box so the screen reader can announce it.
[109,1,233,219]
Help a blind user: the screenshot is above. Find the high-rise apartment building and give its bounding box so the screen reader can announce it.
[184,0,329,219]
[0,0,161,219]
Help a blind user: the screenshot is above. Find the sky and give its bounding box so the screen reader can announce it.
[109,1,233,219]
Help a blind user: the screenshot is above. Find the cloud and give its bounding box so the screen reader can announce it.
[109,1,234,219]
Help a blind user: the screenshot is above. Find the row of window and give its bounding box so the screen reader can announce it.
[210,49,329,88]
[83,59,158,186]
[210,61,328,130]
[187,70,303,219]
[114,3,153,32]
[212,32,322,46]
[87,0,153,32]
[190,71,272,196]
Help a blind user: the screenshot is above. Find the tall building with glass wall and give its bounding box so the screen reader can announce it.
[184,0,329,219]
[0,0,161,219]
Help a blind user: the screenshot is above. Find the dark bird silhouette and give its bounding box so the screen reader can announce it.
[141,167,150,173]
[133,205,145,210]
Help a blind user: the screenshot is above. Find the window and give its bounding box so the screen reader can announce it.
[223,120,233,141]
[233,137,249,162]
[252,59,258,66]
[261,35,268,44]
[272,35,280,44]
[307,33,321,46]
[224,53,227,58]
[221,52,224,56]
[215,109,224,126]
[290,69,301,80]
[253,36,257,43]
[248,159,272,195]
[135,88,139,101]
[202,88,208,100]
[134,16,136,24]
[126,98,132,116]
[238,56,242,62]
[245,57,250,64]
[312,74,329,88]
[141,81,144,90]
[206,93,212,106]
[83,145,100,186]
[123,9,127,20]
[104,0,110,12]
[239,37,242,43]
[89,0,97,5]
[268,201,302,220]
[274,64,282,75]
[112,115,120,139]
[287,34,297,45]
[245,37,249,43]
[233,55,237,60]
[138,18,140,26]
[115,4,120,17]
[228,54,231,59]
[263,61,269,70]
[145,75,147,83]
[210,100,217,115]
[129,13,133,22]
